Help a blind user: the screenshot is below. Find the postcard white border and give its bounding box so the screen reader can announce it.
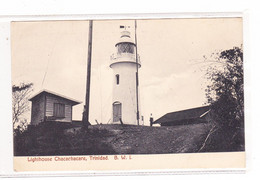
[0,0,255,177]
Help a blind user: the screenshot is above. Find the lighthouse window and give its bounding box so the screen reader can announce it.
[118,43,134,54]
[116,74,120,85]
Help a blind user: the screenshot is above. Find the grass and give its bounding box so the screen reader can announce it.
[14,121,213,156]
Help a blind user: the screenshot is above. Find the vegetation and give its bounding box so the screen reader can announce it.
[14,123,210,156]
[12,83,33,134]
[200,46,244,152]
[14,122,116,156]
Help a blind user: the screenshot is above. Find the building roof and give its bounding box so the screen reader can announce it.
[28,89,82,106]
[153,105,210,124]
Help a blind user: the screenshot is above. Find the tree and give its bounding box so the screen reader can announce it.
[201,46,244,152]
[12,83,33,132]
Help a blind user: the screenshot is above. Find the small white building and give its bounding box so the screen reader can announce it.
[110,30,141,125]
[29,90,81,125]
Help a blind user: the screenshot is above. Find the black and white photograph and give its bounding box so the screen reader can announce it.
[11,18,244,165]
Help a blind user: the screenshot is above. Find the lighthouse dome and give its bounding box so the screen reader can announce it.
[115,30,135,46]
[121,30,130,38]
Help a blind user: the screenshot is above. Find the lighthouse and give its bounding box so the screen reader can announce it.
[110,28,141,125]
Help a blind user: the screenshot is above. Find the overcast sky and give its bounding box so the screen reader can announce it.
[11,18,242,125]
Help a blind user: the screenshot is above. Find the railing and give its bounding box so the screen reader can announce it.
[110,53,141,65]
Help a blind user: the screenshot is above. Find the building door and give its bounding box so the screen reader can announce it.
[113,102,122,123]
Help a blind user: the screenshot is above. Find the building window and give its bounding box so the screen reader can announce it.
[54,103,65,118]
[116,74,120,85]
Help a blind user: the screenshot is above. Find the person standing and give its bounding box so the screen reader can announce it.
[150,113,154,127]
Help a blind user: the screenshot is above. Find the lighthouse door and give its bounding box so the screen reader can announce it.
[113,102,122,123]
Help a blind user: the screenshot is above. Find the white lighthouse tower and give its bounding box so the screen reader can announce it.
[110,29,141,125]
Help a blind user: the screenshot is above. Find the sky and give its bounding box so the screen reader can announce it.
[11,18,243,126]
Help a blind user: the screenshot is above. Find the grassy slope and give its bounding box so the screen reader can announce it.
[14,122,211,156]
[89,124,211,154]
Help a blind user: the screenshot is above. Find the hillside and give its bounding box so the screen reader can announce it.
[14,122,211,156]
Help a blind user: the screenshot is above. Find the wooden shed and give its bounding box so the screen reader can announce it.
[153,106,211,126]
[29,90,81,125]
